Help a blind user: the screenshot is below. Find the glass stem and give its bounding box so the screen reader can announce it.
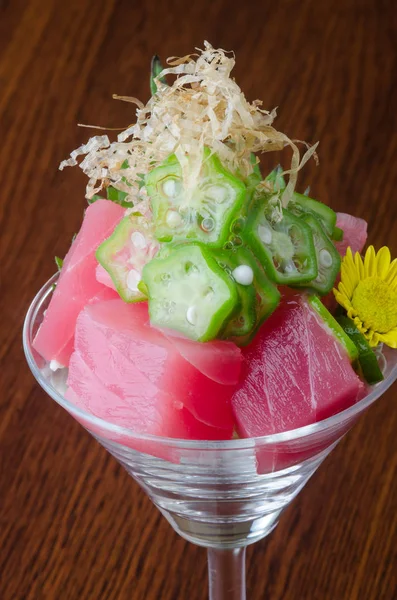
[207,547,247,600]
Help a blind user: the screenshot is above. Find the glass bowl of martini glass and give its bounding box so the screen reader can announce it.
[24,274,397,600]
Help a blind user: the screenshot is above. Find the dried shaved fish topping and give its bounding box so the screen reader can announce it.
[59,42,318,208]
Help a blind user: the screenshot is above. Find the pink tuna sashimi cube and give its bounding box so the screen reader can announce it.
[72,300,239,433]
[334,212,368,256]
[300,298,365,421]
[231,295,364,439]
[66,352,227,463]
[232,299,314,437]
[323,212,368,312]
[33,200,124,366]
[163,334,241,385]
[43,286,118,367]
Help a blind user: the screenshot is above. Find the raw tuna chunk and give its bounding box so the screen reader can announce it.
[334,212,368,256]
[66,350,225,440]
[33,200,124,366]
[323,212,368,311]
[163,334,241,385]
[231,295,364,438]
[67,300,241,436]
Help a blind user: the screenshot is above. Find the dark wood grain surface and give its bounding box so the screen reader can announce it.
[1,0,397,598]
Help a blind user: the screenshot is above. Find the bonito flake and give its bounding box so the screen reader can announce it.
[59,42,318,210]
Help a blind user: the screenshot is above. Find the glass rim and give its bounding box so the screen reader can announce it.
[23,273,397,449]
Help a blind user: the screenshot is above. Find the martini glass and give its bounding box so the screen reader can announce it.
[23,274,397,600]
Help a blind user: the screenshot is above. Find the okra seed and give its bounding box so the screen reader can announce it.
[163,179,178,197]
[166,210,182,228]
[231,218,245,233]
[258,224,272,244]
[201,217,214,232]
[284,261,297,273]
[130,231,147,249]
[205,185,228,204]
[319,249,333,267]
[230,235,242,246]
[126,268,141,292]
[186,306,198,325]
[163,300,176,314]
[232,265,254,285]
[161,273,171,286]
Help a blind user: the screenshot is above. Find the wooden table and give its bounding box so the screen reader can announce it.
[1,0,397,598]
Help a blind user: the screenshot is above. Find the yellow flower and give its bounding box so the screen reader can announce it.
[333,246,397,348]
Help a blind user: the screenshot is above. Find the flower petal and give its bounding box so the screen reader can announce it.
[339,282,353,301]
[347,267,360,295]
[385,258,397,289]
[364,245,377,278]
[334,289,350,311]
[378,327,397,349]
[365,329,379,347]
[341,248,359,293]
[343,247,354,269]
[346,305,360,322]
[354,250,365,280]
[376,246,391,279]
[337,278,350,299]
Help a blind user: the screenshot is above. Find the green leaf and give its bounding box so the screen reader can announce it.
[121,176,133,188]
[106,185,134,208]
[106,186,129,202]
[137,173,145,189]
[332,226,344,241]
[250,153,262,179]
[119,199,134,208]
[55,256,63,271]
[150,55,167,96]
[88,186,134,209]
[121,160,143,189]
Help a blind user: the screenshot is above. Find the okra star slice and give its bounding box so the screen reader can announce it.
[218,246,280,343]
[298,214,341,295]
[145,154,182,242]
[96,214,159,302]
[145,149,247,246]
[142,243,239,342]
[243,205,318,285]
[288,192,337,237]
